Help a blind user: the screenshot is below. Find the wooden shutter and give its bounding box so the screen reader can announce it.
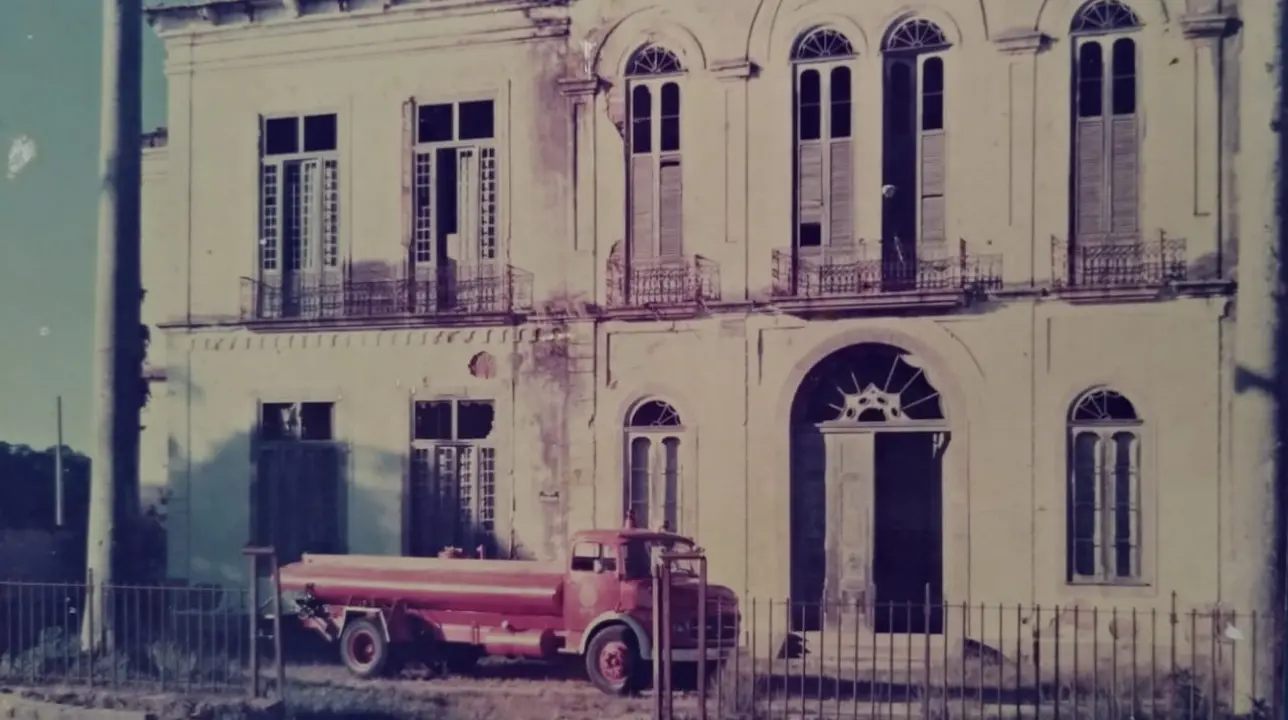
[798,143,825,228]
[1108,115,1138,238]
[919,131,946,254]
[630,156,655,259]
[401,98,415,267]
[1075,119,1107,244]
[658,158,683,257]
[828,140,854,248]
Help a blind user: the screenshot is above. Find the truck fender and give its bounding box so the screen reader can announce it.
[341,608,391,642]
[579,613,653,661]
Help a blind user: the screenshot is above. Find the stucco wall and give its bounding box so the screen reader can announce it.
[138,0,1269,619]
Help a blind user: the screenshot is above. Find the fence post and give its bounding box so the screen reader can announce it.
[922,584,932,719]
[652,560,664,720]
[270,552,285,702]
[246,552,259,700]
[696,556,708,720]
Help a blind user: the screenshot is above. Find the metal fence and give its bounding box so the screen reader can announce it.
[0,578,250,693]
[689,596,1277,720]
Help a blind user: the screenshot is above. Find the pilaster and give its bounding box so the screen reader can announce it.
[991,29,1047,285]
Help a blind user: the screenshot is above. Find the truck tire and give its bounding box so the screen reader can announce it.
[585,625,642,696]
[340,617,390,679]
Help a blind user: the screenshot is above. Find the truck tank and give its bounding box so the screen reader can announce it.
[278,554,568,617]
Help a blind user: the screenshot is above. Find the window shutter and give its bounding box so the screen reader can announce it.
[401,98,415,268]
[631,155,655,259]
[1075,119,1107,244]
[828,140,854,248]
[798,143,825,228]
[918,131,946,254]
[1108,115,1138,239]
[658,158,683,258]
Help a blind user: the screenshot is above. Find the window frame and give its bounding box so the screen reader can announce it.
[407,396,500,557]
[257,111,344,280]
[1063,388,1153,589]
[1068,1,1143,248]
[625,46,686,262]
[623,399,688,534]
[410,92,504,270]
[791,28,857,257]
[880,42,950,253]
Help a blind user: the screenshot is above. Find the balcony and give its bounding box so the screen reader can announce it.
[770,240,1003,313]
[240,263,533,325]
[1050,233,1192,301]
[606,255,721,314]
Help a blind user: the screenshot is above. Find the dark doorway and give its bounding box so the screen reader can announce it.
[872,431,944,633]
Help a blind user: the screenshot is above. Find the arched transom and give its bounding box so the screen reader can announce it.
[883,18,950,53]
[1071,0,1142,33]
[792,28,855,61]
[1069,388,1139,423]
[793,343,945,424]
[626,45,684,76]
[628,399,683,428]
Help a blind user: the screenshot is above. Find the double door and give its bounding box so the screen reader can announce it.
[790,428,945,632]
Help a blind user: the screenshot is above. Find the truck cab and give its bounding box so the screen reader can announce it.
[564,529,740,692]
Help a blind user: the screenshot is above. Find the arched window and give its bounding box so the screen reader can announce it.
[624,399,685,532]
[1069,0,1141,253]
[626,45,685,266]
[880,18,950,278]
[1067,387,1143,583]
[791,28,856,257]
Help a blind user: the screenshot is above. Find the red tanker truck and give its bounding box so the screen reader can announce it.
[276,526,739,694]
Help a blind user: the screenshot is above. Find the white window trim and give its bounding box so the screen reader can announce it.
[258,112,344,281]
[792,56,856,257]
[626,74,685,261]
[411,97,502,271]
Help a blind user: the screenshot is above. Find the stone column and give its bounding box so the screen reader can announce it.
[712,59,755,297]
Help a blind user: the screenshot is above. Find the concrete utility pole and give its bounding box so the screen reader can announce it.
[82,0,144,652]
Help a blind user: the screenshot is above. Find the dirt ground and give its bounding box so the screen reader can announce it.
[9,660,711,720]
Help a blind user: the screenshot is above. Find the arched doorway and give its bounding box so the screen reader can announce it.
[790,342,947,633]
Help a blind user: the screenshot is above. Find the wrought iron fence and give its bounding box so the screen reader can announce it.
[771,243,1003,299]
[683,596,1276,720]
[240,263,534,321]
[0,579,250,693]
[1051,234,1188,290]
[607,255,721,307]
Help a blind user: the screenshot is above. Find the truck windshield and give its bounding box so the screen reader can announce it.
[622,538,699,579]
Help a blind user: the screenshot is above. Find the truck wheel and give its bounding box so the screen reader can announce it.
[585,625,642,696]
[340,617,390,679]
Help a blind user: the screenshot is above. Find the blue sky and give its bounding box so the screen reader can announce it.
[0,2,167,451]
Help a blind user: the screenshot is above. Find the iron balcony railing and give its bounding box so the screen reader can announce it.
[606,254,721,308]
[240,263,534,322]
[1052,233,1188,290]
[771,240,1003,299]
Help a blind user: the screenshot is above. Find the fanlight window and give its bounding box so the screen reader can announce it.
[627,45,683,76]
[1071,0,1142,33]
[793,343,944,425]
[793,28,855,61]
[1067,388,1143,584]
[624,400,685,532]
[884,18,950,53]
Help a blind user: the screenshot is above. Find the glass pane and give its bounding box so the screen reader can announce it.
[631,86,652,154]
[662,437,680,531]
[1070,432,1101,577]
[921,57,944,131]
[829,67,852,139]
[798,69,821,141]
[1077,44,1104,118]
[1111,38,1137,115]
[629,437,652,528]
[1112,431,1138,577]
[660,82,681,152]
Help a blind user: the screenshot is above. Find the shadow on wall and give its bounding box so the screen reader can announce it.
[170,420,500,584]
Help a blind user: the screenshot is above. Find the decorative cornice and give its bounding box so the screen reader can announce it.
[992,27,1048,56]
[711,58,756,82]
[557,75,603,100]
[1179,11,1239,41]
